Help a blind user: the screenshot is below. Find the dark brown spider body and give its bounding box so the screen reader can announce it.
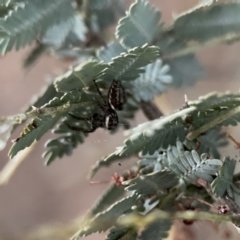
[67,79,125,133]
[108,80,125,111]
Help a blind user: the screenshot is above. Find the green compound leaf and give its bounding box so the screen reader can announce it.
[89,0,124,30]
[173,2,240,42]
[23,44,49,68]
[162,146,222,183]
[97,41,126,63]
[197,127,228,159]
[9,115,61,159]
[54,61,107,93]
[43,93,94,165]
[187,92,240,140]
[106,226,137,240]
[89,153,129,179]
[97,44,160,82]
[118,114,187,157]
[211,157,240,197]
[43,116,87,166]
[9,90,82,159]
[124,170,179,196]
[166,55,205,88]
[89,184,125,216]
[128,59,172,101]
[0,0,75,54]
[72,194,138,239]
[156,32,205,87]
[116,0,162,48]
[102,107,194,163]
[139,220,171,240]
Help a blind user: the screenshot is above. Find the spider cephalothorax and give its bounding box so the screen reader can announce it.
[67,79,126,133]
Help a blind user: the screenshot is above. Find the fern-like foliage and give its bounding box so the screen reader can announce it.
[91,92,240,172]
[156,32,205,87]
[187,92,240,140]
[162,146,222,184]
[173,2,240,42]
[106,226,137,240]
[89,0,126,31]
[211,157,240,197]
[89,184,125,216]
[0,0,75,54]
[124,170,179,196]
[197,127,228,159]
[137,141,222,186]
[8,90,82,159]
[72,194,139,239]
[96,44,160,82]
[103,108,193,161]
[9,115,60,159]
[54,61,107,93]
[116,0,162,48]
[97,41,126,63]
[43,112,88,166]
[128,59,172,101]
[139,220,171,240]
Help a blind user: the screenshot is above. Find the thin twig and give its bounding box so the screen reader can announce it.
[164,32,240,59]
[0,142,37,185]
[140,101,163,120]
[186,106,240,141]
[0,101,92,125]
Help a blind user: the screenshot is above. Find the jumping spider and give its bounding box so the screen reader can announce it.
[66,79,126,133]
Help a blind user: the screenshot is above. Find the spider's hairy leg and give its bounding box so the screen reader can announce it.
[66,112,97,133]
[93,80,105,102]
[68,113,91,121]
[65,123,97,133]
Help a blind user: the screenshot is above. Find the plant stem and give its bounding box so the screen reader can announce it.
[140,101,163,120]
[164,32,240,59]
[118,209,232,229]
[234,172,240,182]
[0,101,92,125]
[186,106,240,141]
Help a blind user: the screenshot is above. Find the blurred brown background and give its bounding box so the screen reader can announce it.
[1,0,240,239]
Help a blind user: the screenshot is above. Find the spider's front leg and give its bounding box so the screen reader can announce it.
[65,123,97,133]
[66,113,97,133]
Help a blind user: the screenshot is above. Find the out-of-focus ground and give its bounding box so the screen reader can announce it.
[1,0,240,239]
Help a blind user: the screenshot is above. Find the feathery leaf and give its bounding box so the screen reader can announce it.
[106,226,137,240]
[139,220,171,240]
[173,2,240,42]
[162,147,222,183]
[124,170,179,196]
[97,44,160,82]
[116,0,162,48]
[0,0,75,54]
[211,157,240,197]
[106,107,194,160]
[54,61,107,93]
[9,115,61,159]
[89,184,125,216]
[128,59,172,101]
[197,127,228,159]
[97,41,126,63]
[72,194,138,239]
